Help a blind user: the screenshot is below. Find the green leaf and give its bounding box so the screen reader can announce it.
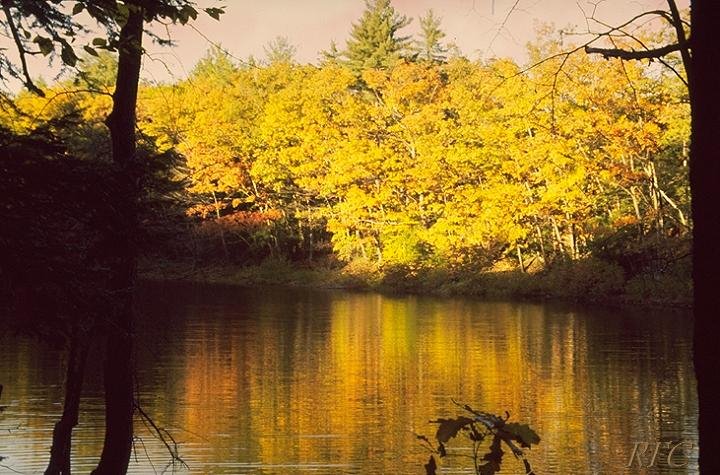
[184,5,198,21]
[115,3,129,27]
[433,416,473,444]
[83,45,98,57]
[175,5,198,24]
[501,423,540,448]
[72,3,84,15]
[61,44,78,67]
[204,7,224,20]
[92,37,107,47]
[33,36,54,56]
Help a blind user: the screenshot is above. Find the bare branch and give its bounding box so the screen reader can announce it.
[585,9,676,30]
[666,0,691,81]
[188,23,258,69]
[578,2,689,86]
[584,42,681,60]
[135,402,188,470]
[487,0,521,54]
[494,8,679,88]
[608,36,640,107]
[580,15,688,86]
[27,88,114,129]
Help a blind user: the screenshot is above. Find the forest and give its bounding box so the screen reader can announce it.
[2,0,718,474]
[1,1,692,304]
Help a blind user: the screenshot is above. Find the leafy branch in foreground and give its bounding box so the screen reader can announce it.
[418,400,540,475]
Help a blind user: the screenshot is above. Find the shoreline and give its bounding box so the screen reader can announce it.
[138,258,693,310]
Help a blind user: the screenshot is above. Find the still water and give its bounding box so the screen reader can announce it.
[0,283,697,474]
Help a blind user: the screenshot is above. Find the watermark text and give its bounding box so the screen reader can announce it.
[627,441,695,469]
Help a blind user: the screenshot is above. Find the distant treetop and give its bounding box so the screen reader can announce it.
[343,0,412,73]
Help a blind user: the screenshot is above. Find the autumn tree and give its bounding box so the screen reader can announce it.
[135,30,689,275]
[594,2,720,469]
[550,0,713,468]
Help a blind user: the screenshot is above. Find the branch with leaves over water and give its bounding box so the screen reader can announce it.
[418,400,540,475]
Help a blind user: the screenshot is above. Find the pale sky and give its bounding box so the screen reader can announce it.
[140,0,687,82]
[3,0,690,88]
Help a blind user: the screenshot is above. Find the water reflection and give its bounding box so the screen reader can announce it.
[0,283,697,473]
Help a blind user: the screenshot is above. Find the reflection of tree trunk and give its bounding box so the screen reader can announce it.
[45,329,89,475]
[691,2,720,472]
[92,6,144,474]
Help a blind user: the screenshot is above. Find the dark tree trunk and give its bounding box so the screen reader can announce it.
[45,329,90,475]
[92,6,145,475]
[689,1,720,473]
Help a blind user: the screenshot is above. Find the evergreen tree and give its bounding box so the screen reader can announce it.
[320,40,341,66]
[191,46,238,81]
[416,9,447,62]
[264,36,297,64]
[344,0,411,73]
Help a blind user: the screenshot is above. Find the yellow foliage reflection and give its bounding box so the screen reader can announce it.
[143,290,697,474]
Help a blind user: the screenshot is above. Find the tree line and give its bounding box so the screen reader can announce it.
[0,0,703,471]
[4,0,690,279]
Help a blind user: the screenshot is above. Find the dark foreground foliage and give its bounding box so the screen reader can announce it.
[419,401,540,475]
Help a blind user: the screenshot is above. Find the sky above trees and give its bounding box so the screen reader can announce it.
[0,0,688,89]
[136,0,687,81]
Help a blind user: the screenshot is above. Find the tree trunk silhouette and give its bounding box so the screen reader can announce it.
[689,2,720,472]
[92,6,144,474]
[45,329,89,475]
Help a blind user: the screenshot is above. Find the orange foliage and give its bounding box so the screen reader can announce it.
[197,210,284,235]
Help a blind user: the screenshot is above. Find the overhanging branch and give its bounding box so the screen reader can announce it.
[584,43,681,60]
[1,0,44,96]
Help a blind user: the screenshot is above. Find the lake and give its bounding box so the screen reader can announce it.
[0,282,697,474]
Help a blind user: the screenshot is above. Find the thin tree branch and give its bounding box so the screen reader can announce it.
[487,0,521,54]
[584,42,681,60]
[499,7,688,86]
[585,15,688,86]
[187,23,258,69]
[608,36,640,108]
[27,88,114,129]
[1,0,44,96]
[135,402,188,470]
[666,0,691,82]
